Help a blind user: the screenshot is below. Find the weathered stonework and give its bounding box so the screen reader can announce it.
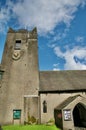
[0,28,39,124]
[0,28,86,130]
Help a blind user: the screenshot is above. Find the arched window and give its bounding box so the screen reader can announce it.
[43,100,47,113]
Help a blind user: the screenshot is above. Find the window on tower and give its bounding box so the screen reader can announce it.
[15,40,21,50]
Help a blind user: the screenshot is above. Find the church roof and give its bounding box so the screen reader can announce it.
[39,70,86,92]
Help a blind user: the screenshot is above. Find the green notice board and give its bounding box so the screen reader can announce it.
[13,110,21,119]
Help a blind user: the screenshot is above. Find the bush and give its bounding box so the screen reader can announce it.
[28,114,37,124]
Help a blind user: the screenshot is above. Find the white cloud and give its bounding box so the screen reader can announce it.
[54,46,86,70]
[53,68,60,71]
[0,0,86,34]
[49,27,69,44]
[12,0,86,34]
[53,64,60,71]
[75,36,84,43]
[0,7,10,33]
[0,0,13,33]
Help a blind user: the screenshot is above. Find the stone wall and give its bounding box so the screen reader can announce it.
[0,28,39,125]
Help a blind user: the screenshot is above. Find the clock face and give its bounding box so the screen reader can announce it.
[12,50,21,60]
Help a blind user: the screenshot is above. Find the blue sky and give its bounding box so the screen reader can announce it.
[0,0,86,70]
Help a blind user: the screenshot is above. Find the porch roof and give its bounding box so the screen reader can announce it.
[54,95,81,110]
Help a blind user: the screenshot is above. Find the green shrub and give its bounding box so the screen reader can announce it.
[30,116,36,123]
[28,114,37,124]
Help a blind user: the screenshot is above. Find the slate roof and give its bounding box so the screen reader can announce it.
[39,70,86,92]
[54,95,81,110]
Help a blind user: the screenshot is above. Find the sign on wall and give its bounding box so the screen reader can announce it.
[13,110,21,119]
[63,109,71,121]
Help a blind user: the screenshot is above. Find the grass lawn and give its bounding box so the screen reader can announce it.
[3,125,60,130]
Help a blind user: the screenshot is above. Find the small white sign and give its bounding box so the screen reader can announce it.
[64,109,71,121]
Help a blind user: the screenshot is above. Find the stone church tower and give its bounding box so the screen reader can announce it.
[0,27,86,130]
[0,28,39,124]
